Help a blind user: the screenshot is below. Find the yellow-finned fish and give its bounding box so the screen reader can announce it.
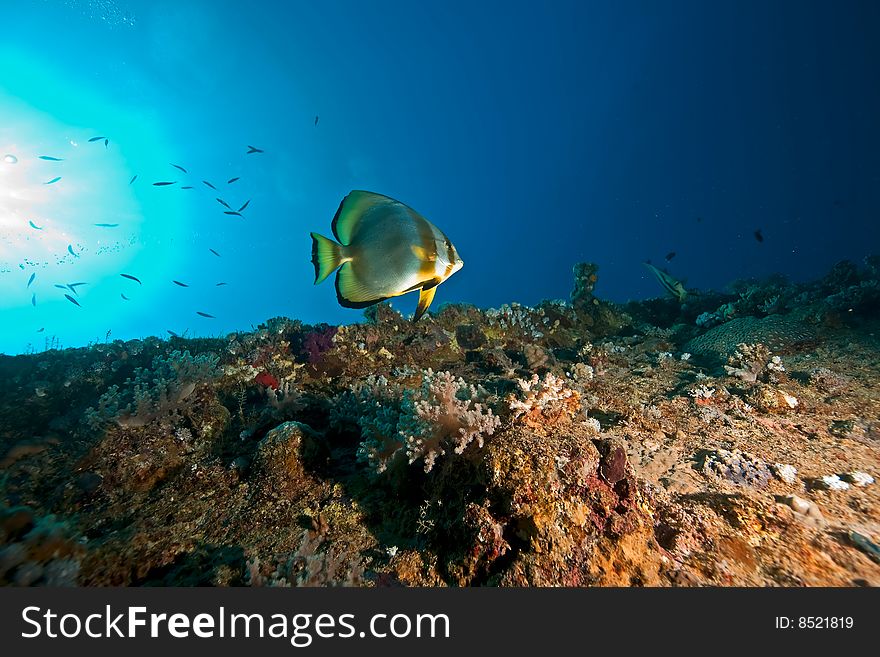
[643,262,687,302]
[310,190,464,320]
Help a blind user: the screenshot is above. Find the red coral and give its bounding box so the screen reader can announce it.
[255,371,279,390]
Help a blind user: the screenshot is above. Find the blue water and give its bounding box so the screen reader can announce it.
[1,0,878,354]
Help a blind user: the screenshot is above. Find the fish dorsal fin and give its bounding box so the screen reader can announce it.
[414,286,437,321]
[332,190,397,245]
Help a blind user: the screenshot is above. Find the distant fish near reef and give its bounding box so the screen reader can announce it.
[754,229,764,243]
[167,330,180,338]
[67,282,88,295]
[172,280,189,287]
[129,175,138,185]
[238,199,250,212]
[665,251,676,262]
[196,311,216,318]
[181,186,194,189]
[171,164,188,173]
[105,139,109,149]
[31,293,36,307]
[120,273,142,284]
[209,248,221,257]
[88,136,104,142]
[38,156,63,161]
[27,273,36,287]
[121,293,131,301]
[246,145,263,154]
[67,244,79,257]
[153,181,176,186]
[64,294,81,307]
[36,327,45,333]
[314,115,319,126]
[54,284,69,291]
[94,223,119,228]
[203,180,217,190]
[28,220,43,230]
[216,198,231,209]
[44,177,61,185]
[310,190,464,320]
[643,262,687,303]
[227,177,240,184]
[215,282,228,286]
[224,211,242,217]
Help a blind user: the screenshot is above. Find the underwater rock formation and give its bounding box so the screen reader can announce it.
[0,259,878,586]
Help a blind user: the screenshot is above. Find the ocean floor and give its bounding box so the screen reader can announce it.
[1,258,879,586]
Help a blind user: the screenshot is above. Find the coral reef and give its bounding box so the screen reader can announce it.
[0,258,879,587]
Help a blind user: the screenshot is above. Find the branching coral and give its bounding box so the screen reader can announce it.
[724,343,785,384]
[343,370,500,474]
[508,373,580,435]
[85,350,221,430]
[398,370,501,473]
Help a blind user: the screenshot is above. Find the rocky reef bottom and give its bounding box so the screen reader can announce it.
[1,258,879,586]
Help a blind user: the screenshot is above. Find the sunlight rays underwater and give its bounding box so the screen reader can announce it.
[0,47,190,353]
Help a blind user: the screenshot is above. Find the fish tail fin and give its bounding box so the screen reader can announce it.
[310,232,346,285]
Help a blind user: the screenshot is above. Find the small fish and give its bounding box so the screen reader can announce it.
[754,229,764,243]
[246,145,263,154]
[167,330,180,338]
[121,293,131,301]
[31,293,36,307]
[130,175,138,185]
[67,244,78,257]
[94,223,119,228]
[171,163,188,173]
[153,181,176,186]
[172,280,189,287]
[44,177,61,185]
[196,311,216,318]
[209,248,221,257]
[36,327,45,333]
[67,282,88,295]
[696,216,703,223]
[120,273,142,284]
[643,262,687,303]
[28,220,43,230]
[216,282,228,286]
[227,177,239,184]
[39,156,64,161]
[203,180,217,190]
[27,273,36,287]
[181,186,194,189]
[314,115,319,126]
[64,294,81,307]
[216,198,231,209]
[224,211,243,217]
[104,139,109,149]
[310,190,464,320]
[88,136,104,142]
[665,251,676,262]
[54,284,69,291]
[238,199,251,212]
